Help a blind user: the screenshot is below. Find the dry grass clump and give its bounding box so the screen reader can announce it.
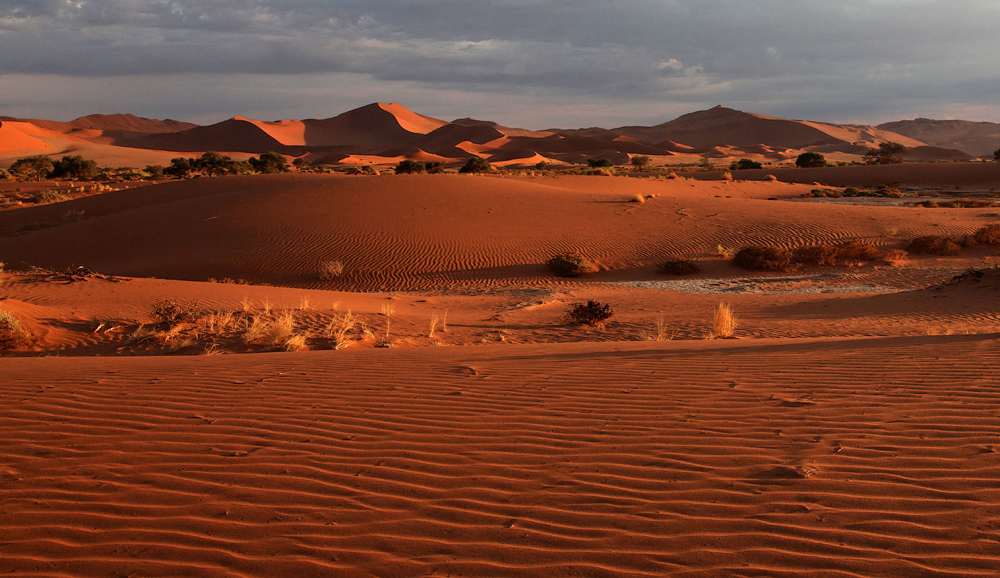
[658,258,700,275]
[318,260,344,280]
[566,300,614,328]
[546,252,598,277]
[733,246,796,271]
[722,171,734,181]
[907,236,962,256]
[708,303,737,339]
[765,174,778,182]
[790,241,884,267]
[324,310,358,350]
[792,245,839,266]
[150,299,202,324]
[973,223,1000,244]
[629,194,645,203]
[639,317,673,341]
[0,308,32,349]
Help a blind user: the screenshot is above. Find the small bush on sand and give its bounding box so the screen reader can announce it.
[658,258,700,275]
[974,223,1000,244]
[793,245,839,266]
[907,236,962,256]
[709,303,737,339]
[150,299,201,325]
[547,252,597,277]
[319,260,344,280]
[734,246,796,271]
[567,300,614,328]
[836,240,884,262]
[0,309,32,349]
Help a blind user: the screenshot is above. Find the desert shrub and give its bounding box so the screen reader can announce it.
[795,152,826,168]
[319,260,344,280]
[425,161,446,174]
[50,155,98,180]
[194,151,236,176]
[709,303,737,339]
[883,249,908,265]
[793,245,839,266]
[395,160,425,174]
[722,171,733,181]
[974,223,1000,244]
[30,190,68,204]
[907,236,961,256]
[164,157,193,178]
[733,246,795,271]
[583,167,612,176]
[587,158,614,168]
[150,299,201,325]
[546,252,597,277]
[249,151,289,174]
[659,258,700,275]
[836,240,884,261]
[766,174,778,182]
[566,300,613,327]
[731,159,762,170]
[0,309,32,349]
[629,194,645,203]
[458,156,492,174]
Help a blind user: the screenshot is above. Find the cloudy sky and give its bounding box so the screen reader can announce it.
[1,0,998,128]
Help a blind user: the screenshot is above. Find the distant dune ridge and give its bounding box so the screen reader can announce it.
[0,102,994,167]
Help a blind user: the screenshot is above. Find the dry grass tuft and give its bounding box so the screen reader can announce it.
[734,246,796,271]
[629,194,645,203]
[709,303,737,339]
[380,303,396,316]
[640,317,673,341]
[319,260,344,280]
[765,174,778,182]
[324,310,357,350]
[0,308,32,349]
[566,300,614,328]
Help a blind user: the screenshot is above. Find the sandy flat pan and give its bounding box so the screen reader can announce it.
[3,336,1000,577]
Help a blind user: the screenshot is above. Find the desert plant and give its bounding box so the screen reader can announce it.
[974,223,1000,244]
[795,152,826,168]
[864,142,908,165]
[395,160,425,174]
[458,156,493,174]
[150,299,200,324]
[793,244,840,266]
[325,310,357,350]
[631,155,651,169]
[734,246,796,271]
[546,252,597,277]
[722,171,734,181]
[566,300,614,327]
[319,260,344,280]
[9,155,54,181]
[0,309,32,349]
[587,158,614,168]
[640,317,673,341]
[709,303,737,339]
[629,194,645,203]
[731,159,762,170]
[907,236,961,256]
[658,258,700,275]
[836,240,884,262]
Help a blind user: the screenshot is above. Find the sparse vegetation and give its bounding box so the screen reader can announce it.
[658,258,700,275]
[587,158,614,168]
[973,223,1000,244]
[864,142,908,165]
[639,317,673,341]
[795,152,827,168]
[631,155,651,169]
[0,308,32,349]
[395,160,426,174]
[319,260,344,280]
[458,156,493,174]
[566,300,614,328]
[907,235,962,256]
[546,252,597,277]
[882,249,908,265]
[709,303,737,339]
[731,159,762,170]
[734,246,796,271]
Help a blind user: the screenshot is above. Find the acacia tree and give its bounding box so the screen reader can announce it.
[249,151,288,174]
[50,155,98,180]
[194,151,235,176]
[458,156,492,174]
[864,142,908,165]
[9,155,54,181]
[795,152,826,168]
[631,155,651,169]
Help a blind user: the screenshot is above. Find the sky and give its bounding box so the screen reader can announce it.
[1,0,999,129]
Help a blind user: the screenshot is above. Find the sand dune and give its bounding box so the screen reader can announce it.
[3,172,987,291]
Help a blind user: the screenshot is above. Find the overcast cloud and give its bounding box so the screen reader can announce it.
[1,0,998,128]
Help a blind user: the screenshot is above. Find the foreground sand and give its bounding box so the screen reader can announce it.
[3,170,1000,576]
[4,337,1000,577]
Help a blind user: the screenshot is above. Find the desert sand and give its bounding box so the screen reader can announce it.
[4,170,1000,576]
[3,106,1000,576]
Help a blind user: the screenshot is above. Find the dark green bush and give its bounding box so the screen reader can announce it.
[546,252,597,277]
